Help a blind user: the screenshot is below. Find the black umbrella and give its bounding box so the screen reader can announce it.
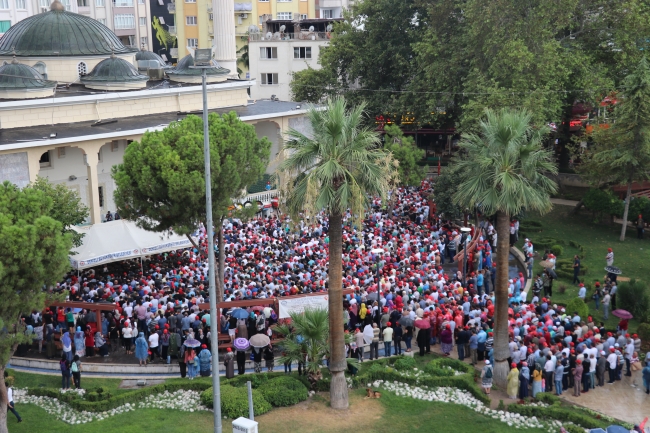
[604,266,622,275]
[398,316,414,327]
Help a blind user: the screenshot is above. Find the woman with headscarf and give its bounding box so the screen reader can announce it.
[95,332,108,357]
[440,323,453,356]
[359,303,368,322]
[481,359,493,395]
[61,331,73,362]
[122,321,134,355]
[518,361,530,401]
[73,327,85,358]
[224,348,235,378]
[135,332,148,366]
[84,326,94,357]
[198,344,212,377]
[507,363,520,399]
[252,347,263,373]
[185,344,197,379]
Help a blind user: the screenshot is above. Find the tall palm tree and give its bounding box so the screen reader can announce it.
[452,108,557,387]
[277,96,396,410]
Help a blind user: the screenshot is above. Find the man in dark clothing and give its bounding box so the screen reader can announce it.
[637,214,644,239]
[456,327,471,361]
[572,255,581,285]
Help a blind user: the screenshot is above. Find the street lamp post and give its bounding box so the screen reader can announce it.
[460,227,471,286]
[371,248,383,357]
[191,48,222,433]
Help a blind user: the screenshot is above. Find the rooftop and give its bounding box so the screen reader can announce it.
[0,100,310,148]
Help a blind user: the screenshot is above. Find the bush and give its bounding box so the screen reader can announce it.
[535,237,558,249]
[201,385,271,419]
[582,188,624,222]
[550,244,563,256]
[564,298,589,321]
[618,279,650,323]
[393,356,417,371]
[258,376,308,407]
[507,403,604,429]
[424,366,455,377]
[637,323,650,345]
[568,241,587,258]
[519,220,543,232]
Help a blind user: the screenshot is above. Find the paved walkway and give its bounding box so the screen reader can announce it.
[550,198,580,206]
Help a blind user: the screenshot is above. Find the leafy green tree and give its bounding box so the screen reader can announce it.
[278,97,397,410]
[382,124,426,186]
[276,308,355,389]
[290,66,337,103]
[30,177,89,248]
[0,181,72,433]
[582,188,624,223]
[583,57,650,240]
[452,109,557,387]
[112,112,271,299]
[432,164,465,222]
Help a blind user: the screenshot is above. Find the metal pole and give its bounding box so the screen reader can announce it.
[203,67,223,433]
[247,381,254,420]
[463,235,467,285]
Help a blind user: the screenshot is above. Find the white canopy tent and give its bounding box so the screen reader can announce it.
[69,220,193,270]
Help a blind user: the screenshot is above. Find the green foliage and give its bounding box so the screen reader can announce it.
[29,177,89,248]
[497,400,506,411]
[112,112,271,236]
[533,237,558,249]
[0,181,72,369]
[582,188,624,222]
[617,279,650,323]
[432,164,465,221]
[637,323,650,342]
[519,220,543,232]
[550,244,564,256]
[628,196,650,222]
[565,298,589,320]
[393,356,417,371]
[201,385,272,419]
[290,66,337,103]
[382,124,426,186]
[568,241,587,258]
[258,376,309,407]
[508,401,605,430]
[555,258,588,280]
[425,357,475,378]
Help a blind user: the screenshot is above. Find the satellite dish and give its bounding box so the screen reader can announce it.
[326,24,333,32]
[265,32,272,39]
[279,24,286,32]
[272,32,281,40]
[308,25,315,32]
[248,25,259,33]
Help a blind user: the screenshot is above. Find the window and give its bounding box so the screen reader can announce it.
[259,46,277,59]
[187,38,198,47]
[261,73,278,85]
[0,21,9,32]
[139,17,147,26]
[33,61,47,78]
[277,12,291,20]
[0,0,8,9]
[114,14,135,29]
[77,0,87,6]
[77,61,87,76]
[57,147,66,158]
[16,0,26,9]
[258,0,268,2]
[277,0,290,2]
[39,151,51,168]
[259,15,263,24]
[111,141,120,152]
[293,46,311,59]
[158,16,165,24]
[95,0,104,6]
[113,0,133,5]
[186,16,197,25]
[39,0,49,7]
[140,36,147,47]
[184,0,195,3]
[61,0,71,9]
[322,9,333,18]
[300,14,307,20]
[138,0,144,3]
[97,18,106,25]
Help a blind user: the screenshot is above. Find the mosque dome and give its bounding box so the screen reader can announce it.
[0,58,56,98]
[0,0,137,57]
[80,55,148,90]
[135,49,172,70]
[166,54,230,83]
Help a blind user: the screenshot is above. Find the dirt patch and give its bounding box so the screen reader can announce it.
[254,391,384,432]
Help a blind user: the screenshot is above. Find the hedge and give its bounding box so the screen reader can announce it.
[519,220,543,232]
[258,376,308,407]
[550,244,563,256]
[393,356,417,371]
[535,237,559,249]
[507,402,602,429]
[568,241,587,259]
[565,297,589,320]
[201,385,272,419]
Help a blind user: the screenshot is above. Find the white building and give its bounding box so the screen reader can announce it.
[0,0,152,50]
[315,0,350,19]
[249,18,339,101]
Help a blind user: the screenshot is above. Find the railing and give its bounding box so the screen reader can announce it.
[168,25,176,35]
[239,189,279,204]
[167,2,175,12]
[249,32,331,42]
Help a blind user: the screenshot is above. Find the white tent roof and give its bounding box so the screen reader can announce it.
[70,220,193,270]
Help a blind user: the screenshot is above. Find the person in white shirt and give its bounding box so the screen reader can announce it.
[607,349,618,383]
[148,332,159,363]
[6,384,22,422]
[625,339,635,377]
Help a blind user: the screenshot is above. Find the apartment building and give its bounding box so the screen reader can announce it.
[0,0,151,49]
[314,0,349,19]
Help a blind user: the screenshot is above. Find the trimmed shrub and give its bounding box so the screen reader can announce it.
[201,385,271,419]
[424,366,454,377]
[550,244,563,256]
[393,356,417,371]
[258,376,308,407]
[565,298,589,321]
[638,323,650,345]
[507,403,603,429]
[618,279,650,323]
[535,237,558,249]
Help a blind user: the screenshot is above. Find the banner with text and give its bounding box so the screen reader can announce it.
[278,295,329,319]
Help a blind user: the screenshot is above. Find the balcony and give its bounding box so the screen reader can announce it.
[168,25,176,35]
[167,2,175,13]
[249,32,331,42]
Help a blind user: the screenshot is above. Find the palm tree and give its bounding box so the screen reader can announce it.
[452,108,557,387]
[277,96,396,410]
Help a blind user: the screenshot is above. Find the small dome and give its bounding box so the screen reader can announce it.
[81,56,148,84]
[167,54,230,81]
[0,60,56,89]
[0,2,136,57]
[135,49,172,70]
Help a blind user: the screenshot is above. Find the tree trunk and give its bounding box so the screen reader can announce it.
[493,211,511,389]
[0,365,8,433]
[327,211,348,410]
[387,189,396,218]
[186,233,200,250]
[571,200,583,215]
[218,224,225,302]
[620,181,632,241]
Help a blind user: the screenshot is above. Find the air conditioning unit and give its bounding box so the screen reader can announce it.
[148,68,165,80]
[239,13,247,18]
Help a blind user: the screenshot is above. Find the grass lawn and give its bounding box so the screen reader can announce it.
[7,385,549,433]
[7,369,122,393]
[518,204,647,332]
